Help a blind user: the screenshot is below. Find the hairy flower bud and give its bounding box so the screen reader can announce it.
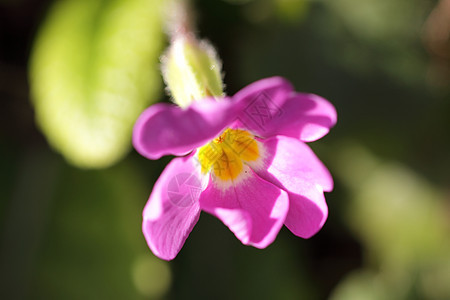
[161,36,224,108]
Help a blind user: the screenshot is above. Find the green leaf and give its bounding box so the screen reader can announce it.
[29,0,164,168]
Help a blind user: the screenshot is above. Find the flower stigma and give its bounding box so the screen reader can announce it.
[197,129,260,181]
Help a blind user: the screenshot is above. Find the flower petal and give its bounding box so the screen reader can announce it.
[284,183,328,238]
[237,88,336,142]
[133,97,238,159]
[254,136,331,238]
[142,155,204,260]
[259,135,333,192]
[233,76,294,108]
[199,167,289,248]
[276,93,337,142]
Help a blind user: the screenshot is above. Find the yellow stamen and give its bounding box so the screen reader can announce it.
[197,129,259,181]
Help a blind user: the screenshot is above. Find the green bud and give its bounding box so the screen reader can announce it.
[161,36,224,108]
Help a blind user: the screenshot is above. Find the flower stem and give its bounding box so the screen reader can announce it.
[165,0,197,41]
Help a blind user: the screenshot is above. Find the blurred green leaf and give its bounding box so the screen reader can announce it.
[29,0,164,168]
[334,143,448,268]
[330,271,390,300]
[330,142,450,299]
[321,0,430,84]
[324,0,424,42]
[240,0,309,24]
[274,0,309,23]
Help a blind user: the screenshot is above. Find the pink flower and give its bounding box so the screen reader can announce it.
[133,77,337,260]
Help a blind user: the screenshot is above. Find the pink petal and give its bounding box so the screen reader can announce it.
[284,183,328,238]
[255,136,332,238]
[199,168,289,248]
[237,85,336,142]
[260,135,333,192]
[133,97,238,160]
[233,76,294,109]
[275,93,337,142]
[142,155,204,260]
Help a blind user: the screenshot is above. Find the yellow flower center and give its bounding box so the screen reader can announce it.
[197,129,260,181]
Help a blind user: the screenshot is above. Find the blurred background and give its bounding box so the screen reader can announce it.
[1,0,450,299]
